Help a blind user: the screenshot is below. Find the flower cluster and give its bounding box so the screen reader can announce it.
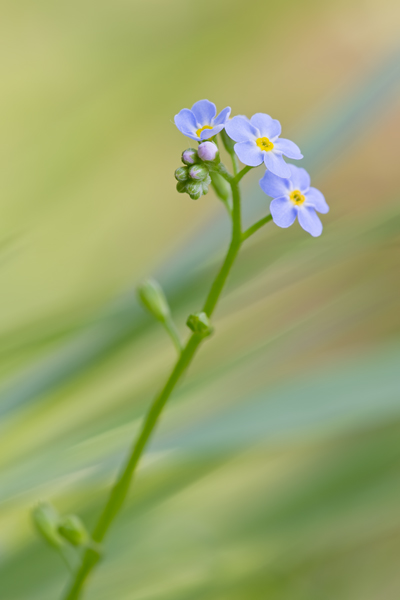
[174,99,329,236]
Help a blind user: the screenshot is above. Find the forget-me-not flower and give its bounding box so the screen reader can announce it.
[225,113,302,178]
[260,164,329,237]
[174,100,231,142]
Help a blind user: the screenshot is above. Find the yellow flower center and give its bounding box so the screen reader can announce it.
[196,125,213,137]
[256,137,274,152]
[289,190,306,205]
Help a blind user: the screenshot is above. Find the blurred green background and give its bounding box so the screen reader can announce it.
[1,0,400,598]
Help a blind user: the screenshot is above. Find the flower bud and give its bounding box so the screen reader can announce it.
[210,171,230,202]
[137,279,170,322]
[186,312,212,336]
[201,174,211,195]
[58,515,89,547]
[186,180,203,200]
[220,128,236,154]
[188,164,209,181]
[198,141,218,162]
[182,148,198,165]
[176,181,186,193]
[174,166,189,182]
[32,502,64,549]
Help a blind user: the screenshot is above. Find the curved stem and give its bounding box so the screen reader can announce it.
[61,174,243,600]
[242,213,272,241]
[235,165,253,184]
[202,178,242,316]
[62,337,201,600]
[93,334,200,543]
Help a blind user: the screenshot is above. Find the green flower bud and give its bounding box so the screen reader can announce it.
[182,148,199,165]
[186,180,203,200]
[176,181,186,193]
[174,166,189,182]
[201,177,211,195]
[58,515,89,547]
[138,278,170,322]
[186,312,212,336]
[220,128,236,154]
[32,502,64,549]
[188,164,209,181]
[210,171,231,202]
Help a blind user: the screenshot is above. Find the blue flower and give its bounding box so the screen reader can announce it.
[259,164,329,237]
[225,113,302,178]
[174,100,231,142]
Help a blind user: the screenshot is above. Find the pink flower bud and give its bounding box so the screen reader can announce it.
[198,141,218,162]
[182,148,198,165]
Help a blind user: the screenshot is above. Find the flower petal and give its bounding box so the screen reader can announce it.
[200,123,225,139]
[250,113,281,138]
[174,109,197,136]
[191,100,216,126]
[305,187,329,214]
[259,170,291,198]
[270,196,297,228]
[298,206,323,237]
[274,138,303,159]
[213,106,231,126]
[287,165,310,191]
[225,116,258,142]
[263,152,291,178]
[234,141,264,166]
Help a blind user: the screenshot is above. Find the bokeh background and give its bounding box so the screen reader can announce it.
[1,0,400,598]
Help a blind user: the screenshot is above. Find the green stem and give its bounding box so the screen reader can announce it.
[62,336,201,600]
[235,165,253,184]
[163,317,183,354]
[209,172,232,217]
[61,170,243,600]
[242,213,272,241]
[202,178,242,316]
[93,334,201,543]
[219,130,238,176]
[231,153,239,176]
[213,163,234,183]
[59,546,75,574]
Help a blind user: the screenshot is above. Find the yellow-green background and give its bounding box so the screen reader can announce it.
[1,0,400,598]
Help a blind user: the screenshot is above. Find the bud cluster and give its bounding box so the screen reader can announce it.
[175,142,219,200]
[32,502,94,552]
[186,312,213,337]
